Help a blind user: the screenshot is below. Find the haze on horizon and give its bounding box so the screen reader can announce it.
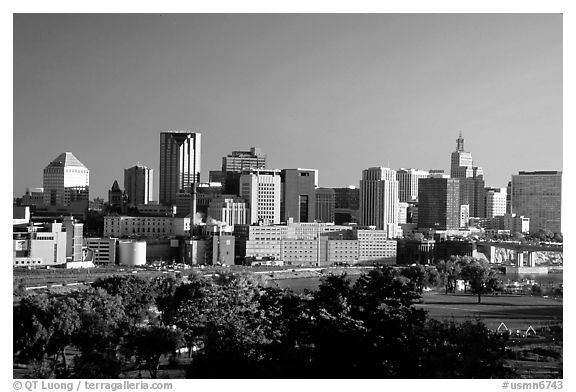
[13,13,562,199]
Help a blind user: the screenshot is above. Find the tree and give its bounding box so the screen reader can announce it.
[91,276,156,331]
[400,265,427,293]
[460,259,502,303]
[150,275,182,325]
[129,326,184,378]
[436,259,462,294]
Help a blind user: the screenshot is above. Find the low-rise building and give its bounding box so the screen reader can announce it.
[85,237,118,264]
[13,222,67,268]
[103,215,191,238]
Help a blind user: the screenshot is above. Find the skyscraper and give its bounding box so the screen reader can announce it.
[281,168,317,223]
[42,152,90,206]
[239,169,281,225]
[159,131,201,206]
[124,164,154,206]
[315,188,335,223]
[449,133,485,217]
[333,186,360,225]
[359,167,399,238]
[450,132,474,178]
[418,178,461,230]
[396,168,430,202]
[485,187,507,218]
[511,171,562,234]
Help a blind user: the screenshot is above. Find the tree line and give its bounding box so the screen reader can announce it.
[14,265,514,379]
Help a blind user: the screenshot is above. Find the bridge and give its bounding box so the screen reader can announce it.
[477,241,563,267]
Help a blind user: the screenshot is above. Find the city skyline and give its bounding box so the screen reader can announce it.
[13,14,562,199]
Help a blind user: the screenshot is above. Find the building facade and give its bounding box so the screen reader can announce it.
[334,186,360,225]
[397,168,429,202]
[315,188,336,223]
[239,170,282,225]
[207,196,248,227]
[418,178,461,230]
[511,171,561,234]
[359,167,399,237]
[281,168,317,223]
[450,132,474,178]
[485,187,507,218]
[104,215,191,238]
[63,216,83,263]
[13,222,67,267]
[222,147,266,172]
[124,164,154,206]
[159,131,201,205]
[85,237,118,264]
[42,152,90,207]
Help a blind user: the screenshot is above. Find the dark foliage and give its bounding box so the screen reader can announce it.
[15,267,513,379]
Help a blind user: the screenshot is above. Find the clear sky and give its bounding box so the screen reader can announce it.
[13,13,562,199]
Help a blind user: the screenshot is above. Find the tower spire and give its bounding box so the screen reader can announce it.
[456,131,464,152]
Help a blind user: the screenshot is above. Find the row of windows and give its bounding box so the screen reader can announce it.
[15,260,44,265]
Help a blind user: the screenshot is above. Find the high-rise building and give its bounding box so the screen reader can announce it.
[124,164,153,206]
[315,188,335,223]
[42,152,90,207]
[397,168,429,202]
[159,131,201,206]
[459,173,485,218]
[239,170,281,225]
[511,171,562,234]
[485,187,507,218]
[359,167,399,238]
[281,168,317,223]
[418,178,460,230]
[450,132,474,178]
[222,147,266,172]
[449,134,485,217]
[333,186,360,225]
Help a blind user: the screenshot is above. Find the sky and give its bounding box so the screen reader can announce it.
[13,13,562,199]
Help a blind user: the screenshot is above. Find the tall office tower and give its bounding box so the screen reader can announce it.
[417,178,461,230]
[222,147,266,172]
[334,186,360,225]
[159,131,201,206]
[281,168,317,223]
[485,187,507,218]
[449,134,485,217]
[511,171,562,234]
[450,132,474,178]
[359,167,399,237]
[397,168,430,202]
[315,188,335,223]
[124,164,153,206]
[459,172,485,218]
[239,170,281,225]
[207,196,248,227]
[43,152,90,206]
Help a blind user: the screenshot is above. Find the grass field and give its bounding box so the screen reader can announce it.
[418,292,563,331]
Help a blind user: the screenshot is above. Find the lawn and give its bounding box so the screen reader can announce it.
[417,292,563,331]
